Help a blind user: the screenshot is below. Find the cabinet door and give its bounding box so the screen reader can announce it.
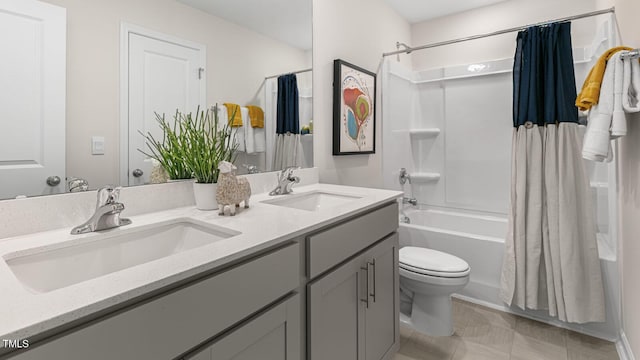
[186,294,301,360]
[308,255,366,360]
[363,233,400,360]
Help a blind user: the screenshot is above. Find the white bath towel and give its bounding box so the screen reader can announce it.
[582,52,625,162]
[242,107,255,154]
[215,104,228,130]
[622,55,640,113]
[254,127,266,153]
[234,125,245,153]
[216,104,245,152]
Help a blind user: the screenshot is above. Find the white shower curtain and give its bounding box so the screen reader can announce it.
[501,123,605,323]
[273,133,301,170]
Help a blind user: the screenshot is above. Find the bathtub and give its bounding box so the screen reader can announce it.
[398,207,620,341]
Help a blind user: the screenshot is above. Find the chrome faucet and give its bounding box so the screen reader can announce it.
[269,167,300,196]
[402,197,418,206]
[399,168,411,185]
[243,164,260,174]
[71,186,132,235]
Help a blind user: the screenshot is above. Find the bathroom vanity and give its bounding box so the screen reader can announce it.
[0,182,402,360]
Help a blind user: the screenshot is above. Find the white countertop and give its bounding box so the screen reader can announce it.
[0,183,402,343]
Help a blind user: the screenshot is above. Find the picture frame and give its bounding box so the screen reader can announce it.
[333,59,376,155]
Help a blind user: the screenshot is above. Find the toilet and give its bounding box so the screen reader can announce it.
[399,246,470,336]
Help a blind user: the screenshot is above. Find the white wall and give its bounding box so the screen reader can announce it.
[41,0,310,189]
[312,0,411,188]
[410,0,601,70]
[613,0,640,355]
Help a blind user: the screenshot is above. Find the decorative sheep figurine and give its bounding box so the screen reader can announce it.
[216,161,251,216]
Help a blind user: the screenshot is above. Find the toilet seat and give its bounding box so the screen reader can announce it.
[399,247,470,278]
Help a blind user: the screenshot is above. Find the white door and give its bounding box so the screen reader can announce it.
[0,0,66,199]
[122,26,205,186]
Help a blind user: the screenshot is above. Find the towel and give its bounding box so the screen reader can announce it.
[223,103,243,127]
[622,55,640,113]
[575,46,633,111]
[254,126,266,153]
[215,104,229,130]
[242,107,255,154]
[247,105,265,128]
[582,52,625,162]
[217,104,245,152]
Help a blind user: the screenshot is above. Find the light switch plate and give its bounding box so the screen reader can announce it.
[92,136,105,155]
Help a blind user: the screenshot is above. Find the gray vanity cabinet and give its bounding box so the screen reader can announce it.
[7,243,300,360]
[308,233,399,360]
[185,294,300,360]
[4,200,400,360]
[363,234,399,360]
[308,249,365,360]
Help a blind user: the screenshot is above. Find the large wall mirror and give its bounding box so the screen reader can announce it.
[0,0,312,200]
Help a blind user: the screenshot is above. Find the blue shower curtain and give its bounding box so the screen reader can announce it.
[501,22,605,323]
[276,74,300,134]
[273,74,301,170]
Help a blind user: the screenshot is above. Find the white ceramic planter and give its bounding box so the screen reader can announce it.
[193,182,218,210]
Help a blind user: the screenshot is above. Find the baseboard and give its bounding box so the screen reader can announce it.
[617,330,636,360]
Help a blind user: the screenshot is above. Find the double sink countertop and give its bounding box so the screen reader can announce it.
[0,183,402,345]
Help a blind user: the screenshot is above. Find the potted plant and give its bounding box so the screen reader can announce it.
[182,105,237,210]
[139,110,193,181]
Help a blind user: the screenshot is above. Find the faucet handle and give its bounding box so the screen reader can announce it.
[283,166,300,178]
[96,186,122,207]
[110,186,122,203]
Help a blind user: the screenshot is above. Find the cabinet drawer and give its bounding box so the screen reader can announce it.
[185,294,300,360]
[12,243,300,360]
[307,202,398,279]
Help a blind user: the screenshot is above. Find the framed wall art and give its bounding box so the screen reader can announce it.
[333,59,376,155]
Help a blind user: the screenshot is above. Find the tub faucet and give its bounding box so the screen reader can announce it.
[399,168,411,185]
[242,164,260,174]
[403,197,418,206]
[269,167,300,196]
[71,186,132,235]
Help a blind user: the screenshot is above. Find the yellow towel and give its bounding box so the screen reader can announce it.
[576,46,633,111]
[246,105,265,128]
[223,103,243,127]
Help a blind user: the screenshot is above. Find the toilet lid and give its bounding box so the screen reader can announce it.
[399,247,470,277]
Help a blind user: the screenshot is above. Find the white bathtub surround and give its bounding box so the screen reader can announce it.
[0,179,401,342]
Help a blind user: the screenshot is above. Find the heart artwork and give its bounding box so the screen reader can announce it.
[343,87,371,146]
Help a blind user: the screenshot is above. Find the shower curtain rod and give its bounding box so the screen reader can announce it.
[382,7,615,57]
[265,68,312,80]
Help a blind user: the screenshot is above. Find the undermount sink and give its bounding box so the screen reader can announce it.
[4,219,240,293]
[261,191,362,211]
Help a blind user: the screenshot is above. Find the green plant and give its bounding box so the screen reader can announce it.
[138,110,192,180]
[181,105,238,183]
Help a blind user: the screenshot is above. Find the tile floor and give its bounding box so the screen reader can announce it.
[395,298,619,360]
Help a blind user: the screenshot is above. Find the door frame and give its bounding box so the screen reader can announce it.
[119,23,206,186]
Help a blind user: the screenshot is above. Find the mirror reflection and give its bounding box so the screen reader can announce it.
[0,0,313,200]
